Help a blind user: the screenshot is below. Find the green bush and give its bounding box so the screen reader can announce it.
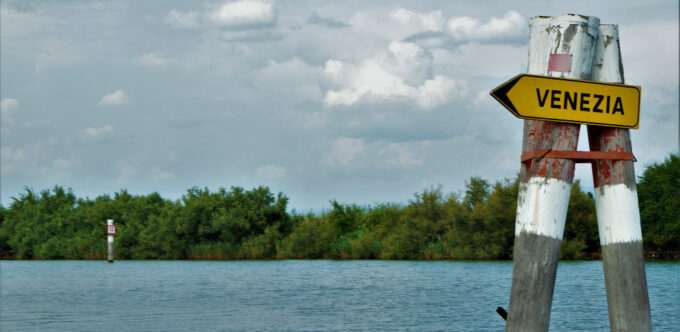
[2,160,675,260]
[638,153,680,258]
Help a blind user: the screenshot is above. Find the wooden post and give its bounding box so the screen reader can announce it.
[506,14,599,332]
[587,24,652,332]
[107,219,114,263]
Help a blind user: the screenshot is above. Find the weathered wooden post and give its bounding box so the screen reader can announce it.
[492,13,647,331]
[107,219,116,263]
[505,14,599,332]
[587,24,652,331]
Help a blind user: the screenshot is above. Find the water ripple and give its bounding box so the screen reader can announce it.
[0,260,677,331]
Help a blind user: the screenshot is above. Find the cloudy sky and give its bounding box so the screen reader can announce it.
[1,0,678,211]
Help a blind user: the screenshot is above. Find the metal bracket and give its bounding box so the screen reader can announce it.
[521,149,636,164]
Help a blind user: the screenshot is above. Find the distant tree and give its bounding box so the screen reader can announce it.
[463,177,490,209]
[480,178,519,259]
[380,187,443,259]
[0,204,10,258]
[2,162,676,261]
[328,200,362,236]
[561,180,598,259]
[3,187,79,259]
[637,153,680,257]
[279,215,335,259]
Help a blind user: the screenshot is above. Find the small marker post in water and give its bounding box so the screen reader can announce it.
[107,219,116,263]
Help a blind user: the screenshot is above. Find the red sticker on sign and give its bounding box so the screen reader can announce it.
[548,54,572,72]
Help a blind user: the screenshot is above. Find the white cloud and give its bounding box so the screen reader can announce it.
[209,0,276,29]
[166,9,199,29]
[379,141,430,167]
[621,21,679,87]
[40,157,81,179]
[390,8,444,33]
[472,89,490,109]
[219,30,281,42]
[38,156,80,179]
[414,75,460,109]
[430,43,527,78]
[253,58,323,101]
[348,9,526,53]
[82,125,114,138]
[1,146,20,174]
[35,39,85,73]
[51,158,75,169]
[0,144,42,174]
[1,146,24,162]
[347,10,440,48]
[256,165,287,179]
[1,98,19,113]
[151,166,175,180]
[447,10,525,43]
[116,165,138,184]
[0,5,53,37]
[387,41,432,85]
[1,98,19,124]
[325,137,365,166]
[323,41,464,109]
[99,90,130,106]
[307,11,350,29]
[134,53,174,67]
[303,112,327,128]
[324,59,344,77]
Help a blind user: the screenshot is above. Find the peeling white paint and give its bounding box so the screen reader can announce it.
[547,14,599,80]
[550,14,599,39]
[515,177,571,239]
[527,16,551,74]
[591,24,623,83]
[596,184,643,245]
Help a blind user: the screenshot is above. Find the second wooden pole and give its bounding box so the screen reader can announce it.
[588,24,652,332]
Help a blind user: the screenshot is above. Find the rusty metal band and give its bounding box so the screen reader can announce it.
[521,149,636,163]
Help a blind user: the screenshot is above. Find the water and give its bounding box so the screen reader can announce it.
[1,260,678,331]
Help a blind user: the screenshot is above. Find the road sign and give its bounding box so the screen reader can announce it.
[490,74,641,129]
[107,225,116,235]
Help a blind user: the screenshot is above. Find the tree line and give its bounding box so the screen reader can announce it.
[0,153,677,260]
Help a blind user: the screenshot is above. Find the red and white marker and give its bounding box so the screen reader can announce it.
[107,219,114,263]
[107,224,117,235]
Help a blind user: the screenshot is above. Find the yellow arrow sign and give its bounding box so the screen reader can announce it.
[490,74,641,129]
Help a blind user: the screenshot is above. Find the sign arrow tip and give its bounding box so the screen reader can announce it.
[490,75,523,117]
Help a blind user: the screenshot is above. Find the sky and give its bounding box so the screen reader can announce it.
[1,0,678,212]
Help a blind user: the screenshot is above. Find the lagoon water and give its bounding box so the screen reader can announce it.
[1,260,678,331]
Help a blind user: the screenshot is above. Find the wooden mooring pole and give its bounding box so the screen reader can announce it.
[588,24,652,332]
[506,14,599,332]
